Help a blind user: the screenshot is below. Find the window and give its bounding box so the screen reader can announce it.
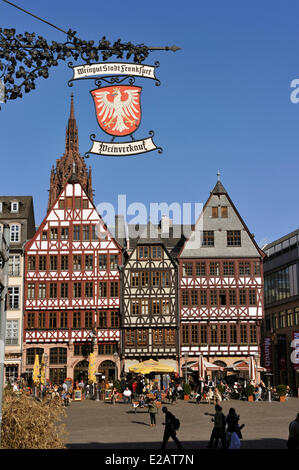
[60,312,68,329]
[137,329,148,346]
[85,282,93,298]
[287,310,294,327]
[61,255,68,270]
[91,225,97,240]
[85,311,93,328]
[239,262,250,276]
[151,246,162,259]
[295,308,299,325]
[98,311,107,328]
[110,282,118,298]
[210,262,220,276]
[27,312,35,329]
[219,290,226,306]
[254,262,261,276]
[38,284,46,299]
[161,271,170,287]
[99,282,107,297]
[73,282,82,298]
[165,329,176,345]
[196,262,206,276]
[58,200,65,210]
[141,272,149,287]
[26,348,44,366]
[131,300,140,315]
[191,324,198,344]
[50,228,58,240]
[73,255,82,270]
[8,287,19,309]
[38,312,46,329]
[39,255,46,271]
[141,300,149,315]
[153,329,163,346]
[49,312,57,329]
[152,271,160,287]
[111,311,119,328]
[9,255,20,276]
[125,329,135,346]
[200,324,207,343]
[49,283,57,298]
[183,263,193,276]
[162,300,170,314]
[249,325,257,343]
[152,299,160,315]
[98,343,118,355]
[27,283,35,299]
[49,348,67,365]
[212,207,218,218]
[85,255,93,271]
[10,224,20,242]
[279,312,286,329]
[220,324,227,343]
[11,201,19,213]
[131,272,139,288]
[73,312,81,328]
[73,225,80,241]
[60,283,68,298]
[221,207,228,218]
[239,289,246,305]
[190,290,198,307]
[42,231,47,240]
[230,324,237,343]
[223,261,234,276]
[240,324,247,343]
[249,289,256,305]
[28,255,36,271]
[50,255,57,271]
[210,324,218,343]
[110,254,118,270]
[66,197,73,209]
[75,197,81,209]
[83,225,90,241]
[182,290,189,307]
[83,199,88,209]
[210,290,217,306]
[202,231,214,246]
[200,290,207,306]
[61,227,69,240]
[99,255,107,270]
[6,320,19,345]
[229,290,236,305]
[227,230,241,246]
[138,246,149,260]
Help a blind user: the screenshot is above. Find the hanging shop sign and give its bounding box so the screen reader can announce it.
[68,61,162,157]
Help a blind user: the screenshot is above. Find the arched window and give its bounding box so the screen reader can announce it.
[213,360,227,368]
[26,347,44,365]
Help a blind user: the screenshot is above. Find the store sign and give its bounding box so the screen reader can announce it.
[263,337,272,372]
[69,61,162,157]
[291,332,299,370]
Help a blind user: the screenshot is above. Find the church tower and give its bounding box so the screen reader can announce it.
[48,94,93,211]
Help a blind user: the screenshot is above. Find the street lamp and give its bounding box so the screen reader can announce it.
[113,351,119,382]
[264,373,273,402]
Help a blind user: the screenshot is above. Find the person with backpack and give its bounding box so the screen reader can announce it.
[161,406,182,450]
[206,405,227,449]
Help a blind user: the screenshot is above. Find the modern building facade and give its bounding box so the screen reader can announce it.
[178,178,265,375]
[0,196,35,383]
[263,230,299,390]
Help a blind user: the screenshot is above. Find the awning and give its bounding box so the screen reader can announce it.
[225,361,267,372]
[183,360,223,371]
[129,359,174,374]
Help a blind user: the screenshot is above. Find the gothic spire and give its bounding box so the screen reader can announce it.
[65,93,79,153]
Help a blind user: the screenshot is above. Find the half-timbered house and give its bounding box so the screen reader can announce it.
[178,177,265,375]
[22,98,122,384]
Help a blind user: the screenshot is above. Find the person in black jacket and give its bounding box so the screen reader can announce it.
[161,407,182,450]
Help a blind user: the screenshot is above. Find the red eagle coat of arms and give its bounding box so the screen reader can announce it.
[91,85,142,137]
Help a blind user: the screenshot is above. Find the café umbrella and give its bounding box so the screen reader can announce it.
[40,353,46,385]
[88,352,97,383]
[129,359,174,374]
[32,354,40,385]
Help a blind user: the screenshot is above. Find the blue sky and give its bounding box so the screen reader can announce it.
[1,0,299,246]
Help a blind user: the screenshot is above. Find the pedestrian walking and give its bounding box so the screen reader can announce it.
[161,406,182,450]
[287,413,299,449]
[206,405,227,449]
[226,408,243,449]
[148,399,158,427]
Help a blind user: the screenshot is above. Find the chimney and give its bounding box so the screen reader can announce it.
[161,215,173,234]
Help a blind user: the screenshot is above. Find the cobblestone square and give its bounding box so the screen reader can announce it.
[64,397,299,449]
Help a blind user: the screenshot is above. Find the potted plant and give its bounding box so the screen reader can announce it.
[276,385,287,402]
[183,383,192,401]
[245,384,255,402]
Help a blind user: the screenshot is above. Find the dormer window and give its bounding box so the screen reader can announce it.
[11,202,19,213]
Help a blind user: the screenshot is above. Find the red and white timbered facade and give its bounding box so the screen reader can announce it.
[178,179,265,372]
[23,181,122,383]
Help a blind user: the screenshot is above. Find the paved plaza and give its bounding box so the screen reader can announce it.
[64,397,299,449]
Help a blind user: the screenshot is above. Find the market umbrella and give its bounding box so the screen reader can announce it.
[32,354,40,386]
[129,359,174,374]
[184,360,223,372]
[198,355,206,380]
[249,356,256,382]
[88,352,97,384]
[40,353,46,386]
